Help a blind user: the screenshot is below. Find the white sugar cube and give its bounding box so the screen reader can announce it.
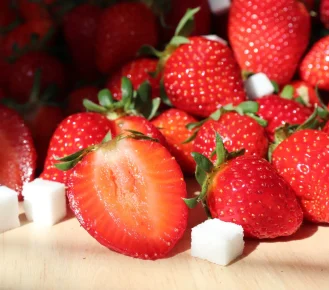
[203,35,228,46]
[208,0,231,14]
[245,73,275,99]
[22,178,67,226]
[0,186,20,233]
[191,218,244,266]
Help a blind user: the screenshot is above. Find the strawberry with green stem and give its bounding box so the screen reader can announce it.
[141,8,246,118]
[54,132,188,260]
[184,133,303,239]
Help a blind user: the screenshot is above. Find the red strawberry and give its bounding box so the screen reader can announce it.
[321,0,329,29]
[0,57,11,90]
[64,135,188,259]
[151,108,197,175]
[280,81,321,108]
[0,105,36,200]
[66,86,99,116]
[163,36,246,117]
[257,95,312,141]
[193,112,269,161]
[0,1,18,30]
[228,0,311,85]
[8,52,66,104]
[106,58,160,100]
[40,113,115,185]
[272,129,329,223]
[17,0,51,21]
[300,35,329,91]
[161,0,211,43]
[63,4,101,81]
[1,19,54,59]
[324,120,329,133]
[184,136,303,239]
[96,2,158,74]
[0,88,5,99]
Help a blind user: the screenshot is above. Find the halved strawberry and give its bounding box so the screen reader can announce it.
[0,104,36,200]
[64,136,188,259]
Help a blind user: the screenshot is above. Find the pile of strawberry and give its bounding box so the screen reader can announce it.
[1,0,329,260]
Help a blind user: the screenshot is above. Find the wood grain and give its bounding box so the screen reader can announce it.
[1,179,329,290]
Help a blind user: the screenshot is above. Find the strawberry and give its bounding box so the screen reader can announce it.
[106,58,160,101]
[257,95,312,141]
[8,52,66,104]
[59,134,188,259]
[161,0,211,43]
[0,104,37,200]
[0,57,10,90]
[300,35,329,91]
[272,129,329,223]
[184,134,303,239]
[193,103,269,161]
[0,1,18,31]
[1,19,54,59]
[17,0,51,21]
[228,0,311,85]
[321,0,329,29]
[40,112,115,185]
[280,81,321,108]
[151,108,198,175]
[66,86,99,116]
[63,4,101,81]
[96,2,158,74]
[0,88,5,99]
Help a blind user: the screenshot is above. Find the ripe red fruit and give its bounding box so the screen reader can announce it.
[66,86,99,116]
[66,136,188,259]
[193,112,269,160]
[0,1,17,30]
[161,0,211,43]
[257,95,312,140]
[17,0,51,21]
[229,0,311,85]
[151,108,198,175]
[0,105,36,200]
[96,2,158,74]
[321,0,329,29]
[272,129,329,223]
[40,113,115,185]
[106,58,160,100]
[300,35,329,91]
[1,19,54,59]
[63,4,101,81]
[163,36,246,117]
[8,52,66,104]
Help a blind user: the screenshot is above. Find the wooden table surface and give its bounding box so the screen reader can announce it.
[1,179,329,290]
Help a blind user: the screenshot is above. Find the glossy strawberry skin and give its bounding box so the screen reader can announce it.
[288,81,321,107]
[151,108,197,175]
[164,37,246,117]
[1,20,54,58]
[193,113,269,161]
[229,0,310,85]
[67,138,188,260]
[65,86,99,116]
[96,2,158,74]
[106,58,160,100]
[208,156,303,239]
[0,105,37,200]
[257,95,312,141]
[272,129,329,223]
[40,113,115,185]
[300,36,329,91]
[8,52,66,104]
[321,0,329,29]
[63,4,101,81]
[161,0,211,43]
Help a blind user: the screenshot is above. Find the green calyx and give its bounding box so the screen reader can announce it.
[183,101,267,144]
[83,77,160,120]
[138,7,200,77]
[183,132,245,218]
[54,130,159,171]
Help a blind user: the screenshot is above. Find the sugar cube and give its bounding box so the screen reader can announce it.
[203,35,228,46]
[208,0,231,14]
[245,72,275,100]
[0,186,20,233]
[191,218,244,266]
[22,178,67,226]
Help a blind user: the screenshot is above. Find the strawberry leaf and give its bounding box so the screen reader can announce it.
[98,89,114,108]
[160,80,172,106]
[169,35,190,47]
[137,81,151,103]
[271,81,279,93]
[182,130,198,144]
[121,77,133,109]
[236,101,259,114]
[280,85,294,100]
[54,158,82,171]
[183,196,199,209]
[192,152,213,173]
[174,7,200,37]
[102,131,113,143]
[138,45,162,58]
[246,113,268,127]
[83,99,107,113]
[214,132,227,166]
